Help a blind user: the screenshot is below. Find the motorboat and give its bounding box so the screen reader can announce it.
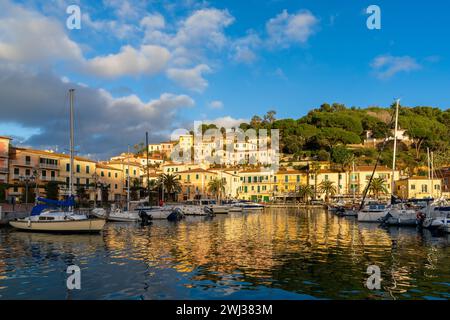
[92,207,140,222]
[357,202,390,222]
[420,203,450,232]
[383,203,418,226]
[233,201,265,211]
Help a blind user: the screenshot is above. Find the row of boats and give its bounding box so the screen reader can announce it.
[328,198,450,233]
[8,198,266,233]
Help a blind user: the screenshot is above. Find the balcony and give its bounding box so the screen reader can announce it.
[39,163,59,170]
[10,160,34,167]
[0,166,8,173]
[0,151,8,158]
[40,176,58,182]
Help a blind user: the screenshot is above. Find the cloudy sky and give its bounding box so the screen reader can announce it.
[0,0,449,159]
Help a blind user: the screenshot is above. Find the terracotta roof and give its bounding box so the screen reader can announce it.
[176,168,216,174]
[96,163,121,171]
[276,170,304,175]
[12,147,97,163]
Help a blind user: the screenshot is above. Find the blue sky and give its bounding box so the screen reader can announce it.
[0,0,449,157]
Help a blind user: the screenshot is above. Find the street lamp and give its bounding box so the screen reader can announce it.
[19,173,36,206]
[92,172,99,208]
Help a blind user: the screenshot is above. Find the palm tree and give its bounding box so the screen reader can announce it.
[297,185,314,204]
[130,177,142,201]
[318,180,337,203]
[158,173,181,202]
[309,161,321,199]
[368,177,388,199]
[208,178,227,202]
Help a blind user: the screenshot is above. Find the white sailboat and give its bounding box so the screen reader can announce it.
[357,99,401,222]
[10,89,106,233]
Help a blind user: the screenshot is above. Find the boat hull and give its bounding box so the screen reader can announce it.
[357,211,388,222]
[9,219,106,233]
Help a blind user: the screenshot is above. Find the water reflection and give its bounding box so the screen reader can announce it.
[0,208,449,300]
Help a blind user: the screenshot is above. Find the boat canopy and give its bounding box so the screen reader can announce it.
[30,196,75,216]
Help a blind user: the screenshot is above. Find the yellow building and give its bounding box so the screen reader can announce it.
[395,177,442,199]
[7,147,97,201]
[0,136,11,184]
[178,134,194,150]
[95,163,124,202]
[274,170,304,195]
[238,169,274,202]
[175,168,217,201]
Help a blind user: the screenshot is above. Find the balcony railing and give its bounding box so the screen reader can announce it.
[10,160,33,167]
[40,176,58,182]
[39,163,59,169]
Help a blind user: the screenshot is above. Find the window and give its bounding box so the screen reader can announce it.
[86,179,90,187]
[133,170,136,175]
[76,164,80,173]
[101,171,104,177]
[422,185,428,193]
[247,177,251,183]
[86,166,90,174]
[51,171,55,178]
[411,184,416,190]
[325,175,329,181]
[196,174,199,180]
[274,176,277,182]
[108,172,111,178]
[42,170,47,177]
[187,175,190,181]
[66,163,70,172]
[66,177,70,186]
[25,156,31,164]
[435,184,440,190]
[14,168,19,175]
[297,175,300,182]
[115,184,118,190]
[76,178,80,186]
[115,173,118,178]
[25,169,30,176]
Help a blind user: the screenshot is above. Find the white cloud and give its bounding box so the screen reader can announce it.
[142,8,235,66]
[86,45,171,78]
[209,100,224,109]
[266,10,319,48]
[171,8,235,50]
[371,54,421,79]
[167,64,212,92]
[82,13,138,40]
[0,0,83,63]
[230,32,262,64]
[204,116,248,128]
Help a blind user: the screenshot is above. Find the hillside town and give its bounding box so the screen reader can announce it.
[1,130,448,207]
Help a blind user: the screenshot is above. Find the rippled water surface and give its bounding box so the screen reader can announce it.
[0,208,449,300]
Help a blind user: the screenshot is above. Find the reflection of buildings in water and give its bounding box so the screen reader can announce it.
[101,211,450,297]
[0,231,105,278]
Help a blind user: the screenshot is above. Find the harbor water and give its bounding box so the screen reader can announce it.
[0,208,449,300]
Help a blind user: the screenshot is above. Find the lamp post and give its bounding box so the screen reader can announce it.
[19,174,35,207]
[92,172,99,208]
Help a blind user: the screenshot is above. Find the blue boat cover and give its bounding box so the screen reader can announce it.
[30,196,75,216]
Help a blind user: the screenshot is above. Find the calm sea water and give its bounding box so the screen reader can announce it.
[0,208,449,300]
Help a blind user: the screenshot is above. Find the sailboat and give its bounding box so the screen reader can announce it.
[92,146,141,222]
[9,89,106,233]
[357,99,401,223]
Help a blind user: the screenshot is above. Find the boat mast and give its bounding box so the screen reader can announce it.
[391,99,400,202]
[352,159,356,202]
[431,150,434,198]
[127,145,130,211]
[69,89,75,209]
